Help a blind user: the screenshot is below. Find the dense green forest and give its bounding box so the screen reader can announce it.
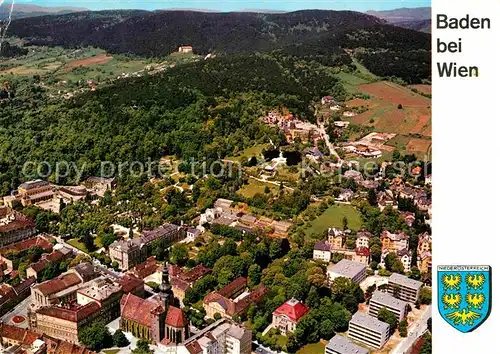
[0,53,345,193]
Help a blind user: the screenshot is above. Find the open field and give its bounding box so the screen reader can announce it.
[304,204,362,236]
[237,179,279,198]
[64,54,113,70]
[409,84,432,96]
[345,81,431,158]
[406,138,432,158]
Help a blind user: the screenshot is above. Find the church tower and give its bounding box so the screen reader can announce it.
[159,261,174,309]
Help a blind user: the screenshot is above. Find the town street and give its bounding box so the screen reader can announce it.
[391,305,431,354]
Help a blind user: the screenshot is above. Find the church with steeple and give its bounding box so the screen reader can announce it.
[120,262,190,345]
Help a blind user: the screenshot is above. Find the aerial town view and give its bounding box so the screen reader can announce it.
[0,1,432,354]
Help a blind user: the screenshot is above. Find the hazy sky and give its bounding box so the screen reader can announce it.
[16,0,431,12]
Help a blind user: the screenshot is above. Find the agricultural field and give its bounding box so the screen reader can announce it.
[345,81,431,158]
[409,84,432,96]
[304,204,362,236]
[0,44,201,96]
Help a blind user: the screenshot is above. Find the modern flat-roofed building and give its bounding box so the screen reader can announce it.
[388,273,423,303]
[325,335,369,354]
[368,290,408,321]
[348,312,390,349]
[327,259,366,284]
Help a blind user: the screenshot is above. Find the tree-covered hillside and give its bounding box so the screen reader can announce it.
[0,53,344,192]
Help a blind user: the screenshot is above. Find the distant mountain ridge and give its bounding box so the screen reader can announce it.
[0,3,88,20]
[366,7,431,33]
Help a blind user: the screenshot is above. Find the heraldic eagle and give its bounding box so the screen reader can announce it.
[445,308,482,326]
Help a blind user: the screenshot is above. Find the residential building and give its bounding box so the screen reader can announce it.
[203,278,268,319]
[128,256,161,279]
[355,230,372,249]
[325,335,369,354]
[327,228,348,249]
[271,299,309,335]
[388,273,423,303]
[368,290,408,321]
[0,323,95,354]
[380,231,409,252]
[109,223,184,270]
[313,241,331,262]
[26,247,73,280]
[168,264,212,302]
[327,259,366,284]
[380,248,412,273]
[0,208,37,246]
[348,312,390,349]
[417,232,432,273]
[0,235,53,270]
[0,277,35,317]
[167,318,252,354]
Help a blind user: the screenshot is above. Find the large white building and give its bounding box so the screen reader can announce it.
[348,312,390,349]
[327,259,367,284]
[325,335,369,354]
[388,273,423,304]
[368,290,408,322]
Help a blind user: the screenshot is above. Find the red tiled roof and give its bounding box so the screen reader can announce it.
[217,277,247,298]
[185,341,203,354]
[356,247,370,257]
[0,236,52,255]
[178,265,212,283]
[34,272,82,296]
[273,299,309,323]
[165,306,187,328]
[171,277,190,292]
[118,274,144,293]
[30,250,65,273]
[0,211,35,233]
[36,302,101,323]
[120,293,163,327]
[0,323,32,342]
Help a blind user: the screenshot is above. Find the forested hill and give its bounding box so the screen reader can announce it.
[8,9,428,56]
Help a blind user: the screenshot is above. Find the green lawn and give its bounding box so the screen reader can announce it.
[304,204,362,236]
[102,349,120,354]
[67,237,103,253]
[297,342,326,354]
[226,143,268,162]
[237,179,278,198]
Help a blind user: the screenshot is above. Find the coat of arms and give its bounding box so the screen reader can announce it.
[438,265,491,332]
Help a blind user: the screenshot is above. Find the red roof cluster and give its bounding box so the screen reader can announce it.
[120,293,163,327]
[117,274,144,294]
[34,272,82,296]
[36,301,101,323]
[0,236,53,255]
[165,306,188,328]
[272,299,310,323]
